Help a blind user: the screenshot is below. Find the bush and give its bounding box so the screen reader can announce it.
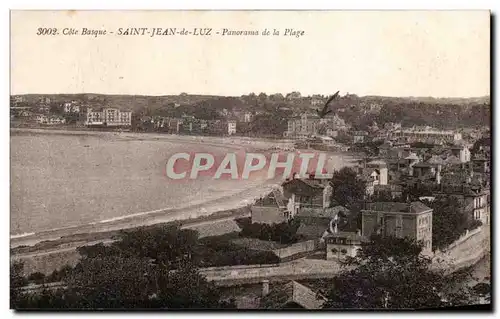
[239,219,301,244]
[46,265,73,283]
[196,239,279,267]
[467,219,483,231]
[27,272,45,285]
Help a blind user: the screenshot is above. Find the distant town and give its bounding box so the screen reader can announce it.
[10,92,490,141]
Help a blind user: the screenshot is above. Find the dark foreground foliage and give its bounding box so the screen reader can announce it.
[238,218,302,244]
[11,225,242,310]
[321,235,483,309]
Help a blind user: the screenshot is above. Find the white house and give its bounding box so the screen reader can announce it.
[228,120,237,135]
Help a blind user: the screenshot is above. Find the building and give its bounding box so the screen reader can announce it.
[352,131,368,144]
[40,97,51,104]
[282,177,332,215]
[285,112,348,139]
[85,107,132,127]
[394,128,462,144]
[286,91,302,100]
[361,201,433,254]
[384,122,402,131]
[12,96,24,104]
[295,205,350,240]
[411,162,442,184]
[385,152,421,179]
[436,172,490,225]
[39,105,50,113]
[285,113,320,138]
[244,112,253,123]
[325,231,368,261]
[63,102,80,113]
[311,96,324,106]
[373,184,404,199]
[36,114,66,125]
[471,154,490,174]
[251,189,290,224]
[355,159,389,195]
[85,108,104,126]
[228,120,237,135]
[260,280,326,309]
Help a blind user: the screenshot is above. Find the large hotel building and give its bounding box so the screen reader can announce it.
[86,108,132,127]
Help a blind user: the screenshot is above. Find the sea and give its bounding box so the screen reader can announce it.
[10,129,355,243]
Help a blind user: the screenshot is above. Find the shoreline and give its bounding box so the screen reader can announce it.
[10,179,279,249]
[10,127,288,245]
[11,127,357,259]
[11,204,251,257]
[10,127,298,149]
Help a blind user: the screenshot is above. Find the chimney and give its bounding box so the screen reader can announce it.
[262,280,270,297]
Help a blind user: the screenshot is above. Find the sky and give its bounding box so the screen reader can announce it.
[10,10,490,97]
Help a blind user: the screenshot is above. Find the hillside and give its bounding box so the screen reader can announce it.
[11,93,491,130]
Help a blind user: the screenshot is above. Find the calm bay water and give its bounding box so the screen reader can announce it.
[10,132,255,236]
[11,131,355,237]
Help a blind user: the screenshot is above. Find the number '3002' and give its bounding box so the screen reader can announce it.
[36,28,58,35]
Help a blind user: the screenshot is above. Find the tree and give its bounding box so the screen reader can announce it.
[329,167,367,208]
[27,272,46,285]
[269,93,284,102]
[472,283,491,302]
[12,226,236,309]
[10,261,27,309]
[471,137,490,156]
[322,235,473,309]
[154,260,234,308]
[258,92,267,102]
[423,197,469,251]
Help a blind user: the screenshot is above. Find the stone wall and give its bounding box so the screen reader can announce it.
[273,239,319,261]
[432,226,490,274]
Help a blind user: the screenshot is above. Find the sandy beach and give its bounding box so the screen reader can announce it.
[11,128,356,252]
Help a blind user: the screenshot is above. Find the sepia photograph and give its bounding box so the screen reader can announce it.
[9,10,491,310]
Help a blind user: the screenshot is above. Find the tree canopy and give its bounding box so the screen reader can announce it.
[329,167,367,208]
[421,197,482,251]
[11,225,236,310]
[322,235,474,309]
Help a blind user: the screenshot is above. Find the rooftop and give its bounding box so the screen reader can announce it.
[363,201,432,214]
[261,281,326,309]
[297,205,350,219]
[412,162,440,168]
[324,231,369,242]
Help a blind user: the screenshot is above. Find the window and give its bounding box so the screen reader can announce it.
[340,249,347,254]
[475,210,481,220]
[396,217,403,238]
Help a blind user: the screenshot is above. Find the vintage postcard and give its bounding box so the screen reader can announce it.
[10,10,491,310]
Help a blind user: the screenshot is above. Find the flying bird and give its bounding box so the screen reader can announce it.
[317,91,340,118]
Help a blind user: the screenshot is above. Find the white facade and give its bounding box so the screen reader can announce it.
[395,129,462,143]
[36,114,66,125]
[63,102,80,113]
[228,120,237,135]
[86,108,132,126]
[244,112,253,123]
